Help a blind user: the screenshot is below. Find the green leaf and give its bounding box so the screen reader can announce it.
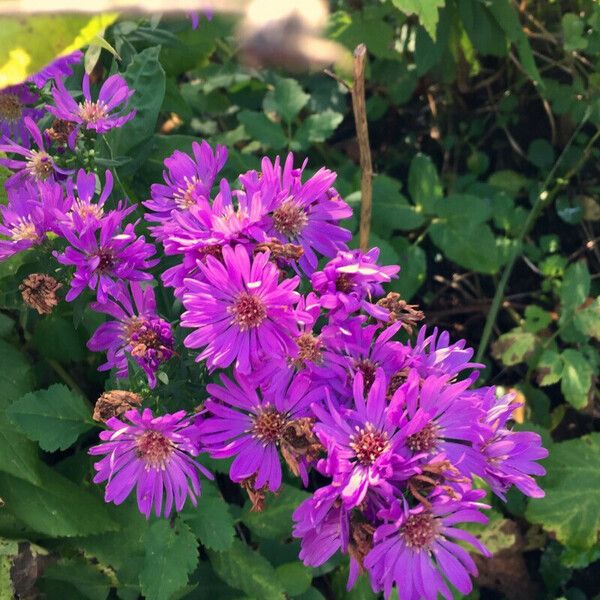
[182,483,235,551]
[524,305,553,333]
[275,563,312,596]
[140,520,198,600]
[527,138,555,169]
[107,46,166,156]
[562,13,588,52]
[208,540,285,600]
[42,559,111,600]
[7,384,94,452]
[0,14,117,87]
[408,153,442,213]
[561,262,591,313]
[238,110,287,150]
[491,328,537,366]
[242,485,310,540]
[32,317,86,363]
[536,350,563,387]
[389,238,427,300]
[574,298,600,340]
[0,463,117,537]
[266,78,310,123]
[0,313,13,338]
[295,110,343,147]
[0,414,42,486]
[0,341,34,406]
[526,433,600,549]
[391,0,446,41]
[560,349,593,409]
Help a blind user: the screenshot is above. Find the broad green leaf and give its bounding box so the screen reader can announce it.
[238,110,287,150]
[526,433,600,549]
[389,237,427,300]
[265,78,310,123]
[0,313,13,338]
[140,520,198,600]
[0,14,117,87]
[182,483,235,551]
[527,138,555,169]
[562,13,588,52]
[536,350,563,387]
[32,317,86,363]
[391,0,446,41]
[275,562,312,596]
[0,463,117,537]
[524,305,553,333]
[408,153,442,213]
[487,169,530,195]
[7,384,94,452]
[0,341,34,406]
[107,46,166,156]
[242,485,310,540]
[458,0,508,57]
[491,328,538,366]
[560,349,593,409]
[574,298,600,340]
[208,540,285,600]
[295,110,344,147]
[0,413,42,486]
[42,558,111,600]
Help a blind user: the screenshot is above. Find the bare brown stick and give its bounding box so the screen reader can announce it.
[350,44,373,251]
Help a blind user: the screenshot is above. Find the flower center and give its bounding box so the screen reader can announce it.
[293,332,323,366]
[73,199,104,222]
[406,423,439,453]
[78,100,108,124]
[386,368,409,399]
[94,248,115,273]
[272,199,308,238]
[230,292,267,330]
[354,358,378,393]
[252,405,287,445]
[26,151,53,181]
[174,176,202,209]
[0,93,23,124]
[349,422,390,466]
[125,316,174,369]
[400,512,437,550]
[11,218,38,242]
[136,430,174,470]
[335,273,355,294]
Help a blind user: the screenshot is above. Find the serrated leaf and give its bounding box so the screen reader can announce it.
[561,262,590,313]
[560,349,593,409]
[208,540,285,600]
[266,78,310,123]
[42,558,111,600]
[238,110,287,150]
[7,384,94,452]
[524,305,553,333]
[574,298,600,341]
[391,0,446,41]
[0,463,117,537]
[536,350,563,387]
[140,521,198,600]
[182,483,235,551]
[295,110,343,147]
[242,485,310,540]
[526,433,600,549]
[491,328,537,366]
[407,153,442,213]
[275,562,312,596]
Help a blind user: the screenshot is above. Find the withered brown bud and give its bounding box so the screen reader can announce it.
[255,239,304,261]
[240,475,269,512]
[93,390,142,423]
[19,274,62,315]
[407,459,467,508]
[348,519,375,571]
[45,119,77,146]
[291,332,324,368]
[280,417,323,478]
[376,292,425,334]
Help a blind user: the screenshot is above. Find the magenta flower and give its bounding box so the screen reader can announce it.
[89,408,212,518]
[29,51,83,88]
[0,85,43,145]
[48,73,135,140]
[240,153,352,274]
[88,282,174,388]
[198,371,322,491]
[181,244,301,373]
[365,495,490,600]
[312,248,400,321]
[56,211,158,303]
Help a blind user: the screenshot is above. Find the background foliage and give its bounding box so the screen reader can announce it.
[1,0,600,598]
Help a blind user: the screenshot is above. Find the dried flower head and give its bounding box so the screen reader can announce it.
[19,273,62,315]
[376,292,425,333]
[93,390,142,423]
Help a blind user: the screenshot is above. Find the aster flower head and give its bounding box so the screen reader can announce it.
[89,408,212,518]
[198,370,323,491]
[29,51,83,89]
[312,247,400,321]
[48,73,135,140]
[365,495,490,600]
[241,153,352,274]
[56,210,158,303]
[87,282,174,388]
[0,84,43,146]
[181,244,301,374]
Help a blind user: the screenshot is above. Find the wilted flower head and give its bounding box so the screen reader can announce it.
[89,408,212,518]
[0,85,43,146]
[19,273,62,314]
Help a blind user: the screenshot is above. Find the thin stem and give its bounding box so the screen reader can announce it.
[475,108,594,362]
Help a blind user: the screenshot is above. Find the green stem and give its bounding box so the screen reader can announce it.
[475,109,594,362]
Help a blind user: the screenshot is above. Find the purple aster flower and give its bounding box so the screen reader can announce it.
[144,140,227,240]
[87,282,174,388]
[312,369,421,509]
[89,408,212,518]
[240,153,352,274]
[29,51,83,88]
[181,244,301,373]
[198,370,322,491]
[56,210,158,303]
[47,73,135,140]
[0,85,44,145]
[312,247,400,321]
[0,117,66,186]
[188,9,212,29]
[364,495,490,600]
